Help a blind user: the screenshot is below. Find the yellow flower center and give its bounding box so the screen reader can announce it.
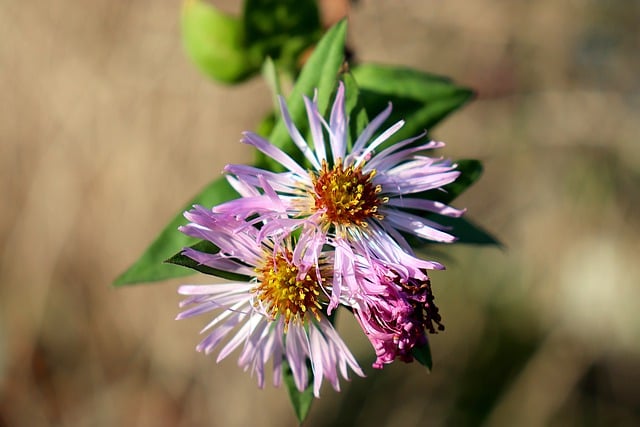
[311,159,384,226]
[254,251,323,330]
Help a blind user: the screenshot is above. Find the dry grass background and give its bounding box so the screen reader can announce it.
[1,0,639,426]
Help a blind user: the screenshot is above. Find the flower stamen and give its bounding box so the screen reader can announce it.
[311,159,383,226]
[254,251,323,331]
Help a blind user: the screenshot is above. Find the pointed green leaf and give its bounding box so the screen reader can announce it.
[351,63,474,149]
[283,360,314,423]
[262,57,283,113]
[116,23,347,286]
[437,216,500,246]
[182,0,259,84]
[342,72,369,148]
[114,176,238,286]
[165,240,252,282]
[266,20,347,168]
[412,340,433,371]
[243,0,321,72]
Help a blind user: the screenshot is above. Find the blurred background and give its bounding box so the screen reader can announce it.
[1,0,639,425]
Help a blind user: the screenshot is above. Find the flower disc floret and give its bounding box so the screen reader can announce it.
[311,159,384,226]
[255,251,323,328]
[177,208,364,396]
[217,81,464,309]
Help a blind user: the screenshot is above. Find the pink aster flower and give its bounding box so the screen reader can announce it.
[351,261,444,369]
[176,206,364,397]
[217,81,463,310]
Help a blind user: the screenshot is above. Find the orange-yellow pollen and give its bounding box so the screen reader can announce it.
[311,159,384,226]
[254,251,323,330]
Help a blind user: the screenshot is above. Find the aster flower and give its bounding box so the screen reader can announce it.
[350,259,444,369]
[176,205,364,397]
[216,81,464,310]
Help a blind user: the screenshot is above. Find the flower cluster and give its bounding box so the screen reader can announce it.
[177,82,463,397]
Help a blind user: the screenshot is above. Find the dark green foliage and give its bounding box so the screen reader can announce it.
[283,361,315,423]
[114,177,239,285]
[165,240,252,282]
[352,63,474,150]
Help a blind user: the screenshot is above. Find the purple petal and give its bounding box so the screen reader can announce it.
[304,95,327,162]
[353,120,405,167]
[217,315,261,362]
[348,102,393,161]
[286,323,310,392]
[382,209,457,243]
[308,325,326,397]
[318,317,364,378]
[377,170,461,195]
[241,132,307,177]
[328,81,347,161]
[196,310,246,354]
[386,198,466,217]
[278,96,321,169]
[365,137,437,171]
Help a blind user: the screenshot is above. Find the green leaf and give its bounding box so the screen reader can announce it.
[266,20,347,168]
[262,57,283,113]
[342,72,369,149]
[412,340,433,370]
[114,176,238,286]
[283,360,314,423]
[181,0,259,84]
[115,22,347,286]
[404,159,498,246]
[437,216,501,246]
[165,240,252,282]
[243,0,321,72]
[351,63,474,149]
